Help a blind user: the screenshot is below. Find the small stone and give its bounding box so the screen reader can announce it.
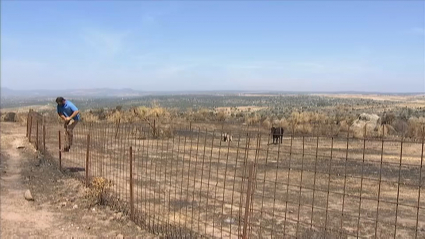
[87,226,91,230]
[73,205,78,209]
[117,234,124,239]
[17,146,25,149]
[61,202,67,207]
[24,190,34,201]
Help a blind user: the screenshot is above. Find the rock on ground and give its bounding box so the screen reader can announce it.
[24,189,34,201]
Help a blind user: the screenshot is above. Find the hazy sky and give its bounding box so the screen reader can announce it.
[2,1,424,92]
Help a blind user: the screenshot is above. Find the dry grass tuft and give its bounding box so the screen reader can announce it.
[86,177,113,206]
[81,112,99,123]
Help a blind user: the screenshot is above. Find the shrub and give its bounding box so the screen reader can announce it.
[262,118,271,129]
[81,111,99,123]
[407,117,425,139]
[392,119,409,136]
[216,110,228,122]
[86,177,113,207]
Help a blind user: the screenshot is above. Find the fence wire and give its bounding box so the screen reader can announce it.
[26,111,425,238]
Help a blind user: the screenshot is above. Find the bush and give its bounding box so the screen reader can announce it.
[81,111,99,123]
[1,112,16,122]
[86,177,113,207]
[392,119,409,136]
[407,117,425,139]
[381,112,396,125]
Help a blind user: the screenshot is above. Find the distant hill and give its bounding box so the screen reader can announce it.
[1,87,423,99]
[1,87,147,98]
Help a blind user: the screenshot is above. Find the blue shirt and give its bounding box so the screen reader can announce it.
[57,100,81,121]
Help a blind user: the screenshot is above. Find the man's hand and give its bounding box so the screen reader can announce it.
[65,117,71,122]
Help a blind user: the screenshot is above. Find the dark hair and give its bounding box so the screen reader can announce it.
[55,97,65,104]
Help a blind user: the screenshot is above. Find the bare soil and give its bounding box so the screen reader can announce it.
[28,119,425,238]
[0,122,158,238]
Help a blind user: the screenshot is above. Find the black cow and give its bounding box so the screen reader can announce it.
[271,126,284,144]
[223,133,232,142]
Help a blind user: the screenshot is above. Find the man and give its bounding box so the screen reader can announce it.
[56,97,80,152]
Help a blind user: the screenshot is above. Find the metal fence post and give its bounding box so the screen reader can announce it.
[129,146,134,219]
[43,121,46,155]
[153,119,156,137]
[115,118,120,139]
[26,112,30,137]
[58,130,62,171]
[28,115,33,143]
[86,134,91,187]
[242,162,255,239]
[36,119,39,150]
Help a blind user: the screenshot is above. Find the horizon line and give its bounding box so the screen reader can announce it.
[2,87,425,95]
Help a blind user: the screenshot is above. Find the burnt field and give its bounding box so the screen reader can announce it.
[31,119,425,239]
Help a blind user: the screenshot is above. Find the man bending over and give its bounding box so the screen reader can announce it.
[56,97,80,152]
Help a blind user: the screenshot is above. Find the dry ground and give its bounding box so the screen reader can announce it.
[215,106,268,113]
[316,94,424,102]
[318,94,425,109]
[1,122,158,238]
[36,120,425,239]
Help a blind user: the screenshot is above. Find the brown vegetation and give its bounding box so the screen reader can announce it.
[7,103,424,141]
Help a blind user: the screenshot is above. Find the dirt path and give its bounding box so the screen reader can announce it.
[0,122,158,238]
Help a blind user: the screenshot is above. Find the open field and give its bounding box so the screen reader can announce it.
[5,93,424,238]
[1,122,157,238]
[316,94,424,102]
[27,111,425,238]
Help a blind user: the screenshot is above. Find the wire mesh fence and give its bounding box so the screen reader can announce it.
[26,110,425,238]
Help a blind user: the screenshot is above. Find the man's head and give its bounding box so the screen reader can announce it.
[56,97,65,106]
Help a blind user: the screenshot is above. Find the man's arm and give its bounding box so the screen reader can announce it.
[68,110,80,120]
[58,113,67,121]
[57,106,67,121]
[67,102,80,120]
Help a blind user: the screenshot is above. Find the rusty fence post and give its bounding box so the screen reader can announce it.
[129,146,134,220]
[43,124,46,155]
[153,119,156,137]
[26,112,30,137]
[58,130,62,171]
[115,118,120,139]
[86,134,91,187]
[28,115,33,143]
[36,119,39,150]
[382,124,385,138]
[242,162,255,239]
[364,123,367,139]
[415,125,425,238]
